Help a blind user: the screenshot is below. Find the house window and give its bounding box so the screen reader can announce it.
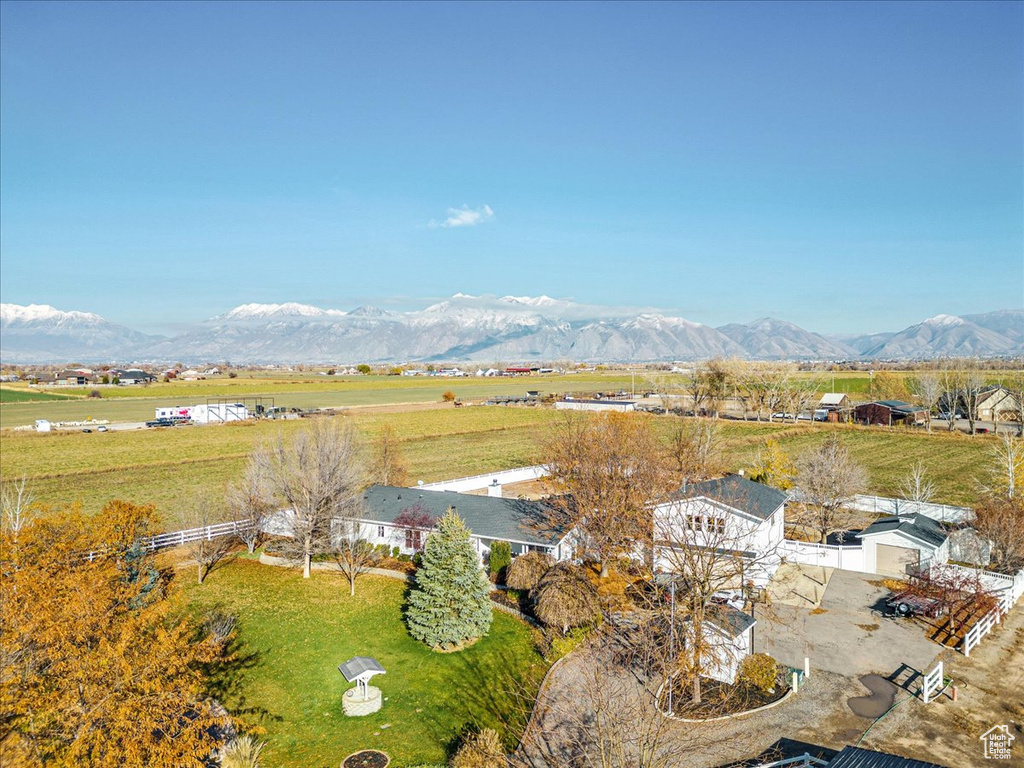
[377,525,385,539]
[711,517,725,535]
[688,515,703,531]
[405,529,422,550]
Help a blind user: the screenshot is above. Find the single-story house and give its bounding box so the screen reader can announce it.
[353,485,575,565]
[118,369,157,385]
[856,513,949,577]
[653,475,788,588]
[818,393,851,411]
[854,400,929,427]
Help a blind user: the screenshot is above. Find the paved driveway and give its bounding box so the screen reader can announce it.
[754,569,940,679]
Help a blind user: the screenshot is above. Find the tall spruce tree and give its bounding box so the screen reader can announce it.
[406,508,493,650]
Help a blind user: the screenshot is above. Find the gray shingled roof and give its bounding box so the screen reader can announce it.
[872,401,927,414]
[707,604,756,638]
[338,656,385,682]
[360,485,560,546]
[857,513,948,549]
[665,475,787,521]
[826,745,946,768]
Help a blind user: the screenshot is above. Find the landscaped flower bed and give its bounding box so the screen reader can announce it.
[663,676,790,719]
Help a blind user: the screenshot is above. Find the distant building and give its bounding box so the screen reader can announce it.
[854,400,928,427]
[190,402,250,424]
[554,399,636,412]
[818,393,851,411]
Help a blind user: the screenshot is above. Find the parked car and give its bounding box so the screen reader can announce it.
[97,425,108,432]
[145,419,174,428]
[82,428,92,433]
[771,412,795,420]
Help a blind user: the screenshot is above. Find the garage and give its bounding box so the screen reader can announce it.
[875,544,919,577]
[857,512,949,577]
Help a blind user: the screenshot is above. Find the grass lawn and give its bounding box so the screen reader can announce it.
[184,559,545,767]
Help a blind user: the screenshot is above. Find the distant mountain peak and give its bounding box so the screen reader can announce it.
[220,302,347,320]
[922,314,964,327]
[1,303,104,323]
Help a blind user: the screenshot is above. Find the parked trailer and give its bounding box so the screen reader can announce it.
[155,406,193,421]
[190,403,251,424]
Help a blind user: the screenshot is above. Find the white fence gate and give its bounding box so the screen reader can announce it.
[921,660,944,703]
[778,539,867,572]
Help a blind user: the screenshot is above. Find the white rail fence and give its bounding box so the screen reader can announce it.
[959,567,1024,657]
[419,465,549,493]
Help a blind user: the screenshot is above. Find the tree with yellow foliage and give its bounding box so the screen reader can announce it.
[0,501,232,767]
[749,439,796,491]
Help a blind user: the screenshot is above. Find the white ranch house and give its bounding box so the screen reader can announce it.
[351,485,575,565]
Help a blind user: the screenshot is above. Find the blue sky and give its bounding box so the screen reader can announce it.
[1,1,1021,335]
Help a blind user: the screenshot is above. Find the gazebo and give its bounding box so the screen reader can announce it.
[338,656,386,716]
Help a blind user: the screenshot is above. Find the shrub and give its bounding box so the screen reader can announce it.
[406,509,492,650]
[412,552,423,568]
[738,653,780,694]
[488,541,512,583]
[442,390,457,403]
[398,553,412,563]
[228,372,238,379]
[392,546,401,558]
[218,735,265,768]
[505,551,554,591]
[88,389,102,398]
[450,727,505,768]
[374,543,390,557]
[547,625,592,662]
[532,562,600,634]
[357,364,372,375]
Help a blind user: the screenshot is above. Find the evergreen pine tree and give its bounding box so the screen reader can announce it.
[406,508,493,650]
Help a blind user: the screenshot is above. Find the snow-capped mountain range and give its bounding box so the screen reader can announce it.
[1,297,1020,364]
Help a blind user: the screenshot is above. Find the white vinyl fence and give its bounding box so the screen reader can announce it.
[419,465,549,493]
[955,565,1024,657]
[788,490,973,524]
[777,539,867,572]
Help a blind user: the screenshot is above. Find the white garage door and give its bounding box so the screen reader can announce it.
[876,544,920,577]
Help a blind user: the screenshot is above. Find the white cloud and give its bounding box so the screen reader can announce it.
[430,204,494,229]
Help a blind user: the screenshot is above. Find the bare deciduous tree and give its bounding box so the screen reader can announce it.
[177,494,234,585]
[532,562,600,634]
[226,456,273,554]
[897,460,935,504]
[793,435,867,543]
[665,419,722,485]
[254,420,365,578]
[369,422,408,487]
[542,412,673,578]
[973,495,1024,574]
[910,371,942,433]
[517,619,712,768]
[1,475,34,537]
[984,433,1023,500]
[332,513,380,596]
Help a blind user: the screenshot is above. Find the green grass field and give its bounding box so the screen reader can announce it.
[2,403,997,523]
[0,387,83,403]
[183,560,544,767]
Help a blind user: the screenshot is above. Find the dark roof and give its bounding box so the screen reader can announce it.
[865,401,927,414]
[826,745,946,768]
[360,485,560,546]
[338,656,385,682]
[857,513,948,549]
[665,475,787,521]
[707,604,756,638]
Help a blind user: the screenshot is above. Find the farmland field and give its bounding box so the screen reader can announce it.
[2,403,997,524]
[0,372,636,428]
[0,387,83,403]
